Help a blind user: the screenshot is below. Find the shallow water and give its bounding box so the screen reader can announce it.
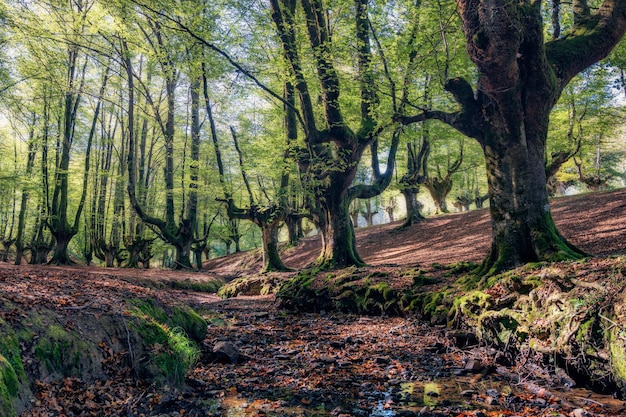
[216,375,625,416]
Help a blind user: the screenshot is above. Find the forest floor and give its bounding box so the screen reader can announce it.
[3,189,626,417]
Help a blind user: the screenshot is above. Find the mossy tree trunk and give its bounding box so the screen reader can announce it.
[15,121,37,266]
[270,0,407,269]
[424,176,452,214]
[261,220,287,272]
[400,187,425,228]
[400,0,626,275]
[318,183,365,268]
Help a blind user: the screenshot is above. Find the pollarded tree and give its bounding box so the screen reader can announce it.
[269,0,417,268]
[400,0,626,275]
[10,0,107,264]
[120,2,207,270]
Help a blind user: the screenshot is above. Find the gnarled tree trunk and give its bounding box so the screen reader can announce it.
[401,0,626,275]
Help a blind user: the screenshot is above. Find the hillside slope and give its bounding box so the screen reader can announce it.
[206,189,626,276]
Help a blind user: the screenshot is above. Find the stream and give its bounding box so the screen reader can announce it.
[215,375,625,416]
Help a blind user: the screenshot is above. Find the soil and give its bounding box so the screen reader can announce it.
[206,189,626,276]
[3,189,626,417]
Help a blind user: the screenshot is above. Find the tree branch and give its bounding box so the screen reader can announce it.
[130,0,306,130]
[547,0,626,89]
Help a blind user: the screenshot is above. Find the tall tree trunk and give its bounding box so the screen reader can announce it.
[15,120,37,265]
[400,1,626,274]
[49,55,106,264]
[318,187,364,268]
[123,33,194,270]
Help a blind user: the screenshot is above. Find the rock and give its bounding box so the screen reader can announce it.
[555,367,576,388]
[465,359,482,372]
[486,389,500,398]
[570,409,589,417]
[213,341,240,364]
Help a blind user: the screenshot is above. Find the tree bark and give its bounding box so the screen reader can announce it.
[400,187,425,228]
[400,1,626,275]
[318,190,364,268]
[15,121,37,265]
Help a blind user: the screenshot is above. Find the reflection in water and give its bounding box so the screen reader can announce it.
[217,376,624,417]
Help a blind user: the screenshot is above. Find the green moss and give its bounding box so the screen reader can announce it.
[34,325,88,377]
[168,279,222,293]
[609,326,626,390]
[0,331,25,383]
[125,298,206,385]
[276,269,331,312]
[478,310,521,346]
[406,289,451,321]
[131,318,199,386]
[444,262,478,277]
[358,282,399,315]
[0,355,19,417]
[449,291,491,322]
[129,298,206,341]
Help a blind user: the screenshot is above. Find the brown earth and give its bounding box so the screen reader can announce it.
[2,189,626,417]
[207,188,626,277]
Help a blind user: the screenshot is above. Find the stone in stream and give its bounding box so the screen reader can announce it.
[212,341,240,364]
[464,358,482,372]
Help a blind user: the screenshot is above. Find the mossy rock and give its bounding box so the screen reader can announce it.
[127,297,206,386]
[218,275,283,298]
[276,271,332,313]
[333,282,402,316]
[34,324,96,379]
[450,290,492,325]
[0,355,19,417]
[128,317,199,386]
[477,310,523,346]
